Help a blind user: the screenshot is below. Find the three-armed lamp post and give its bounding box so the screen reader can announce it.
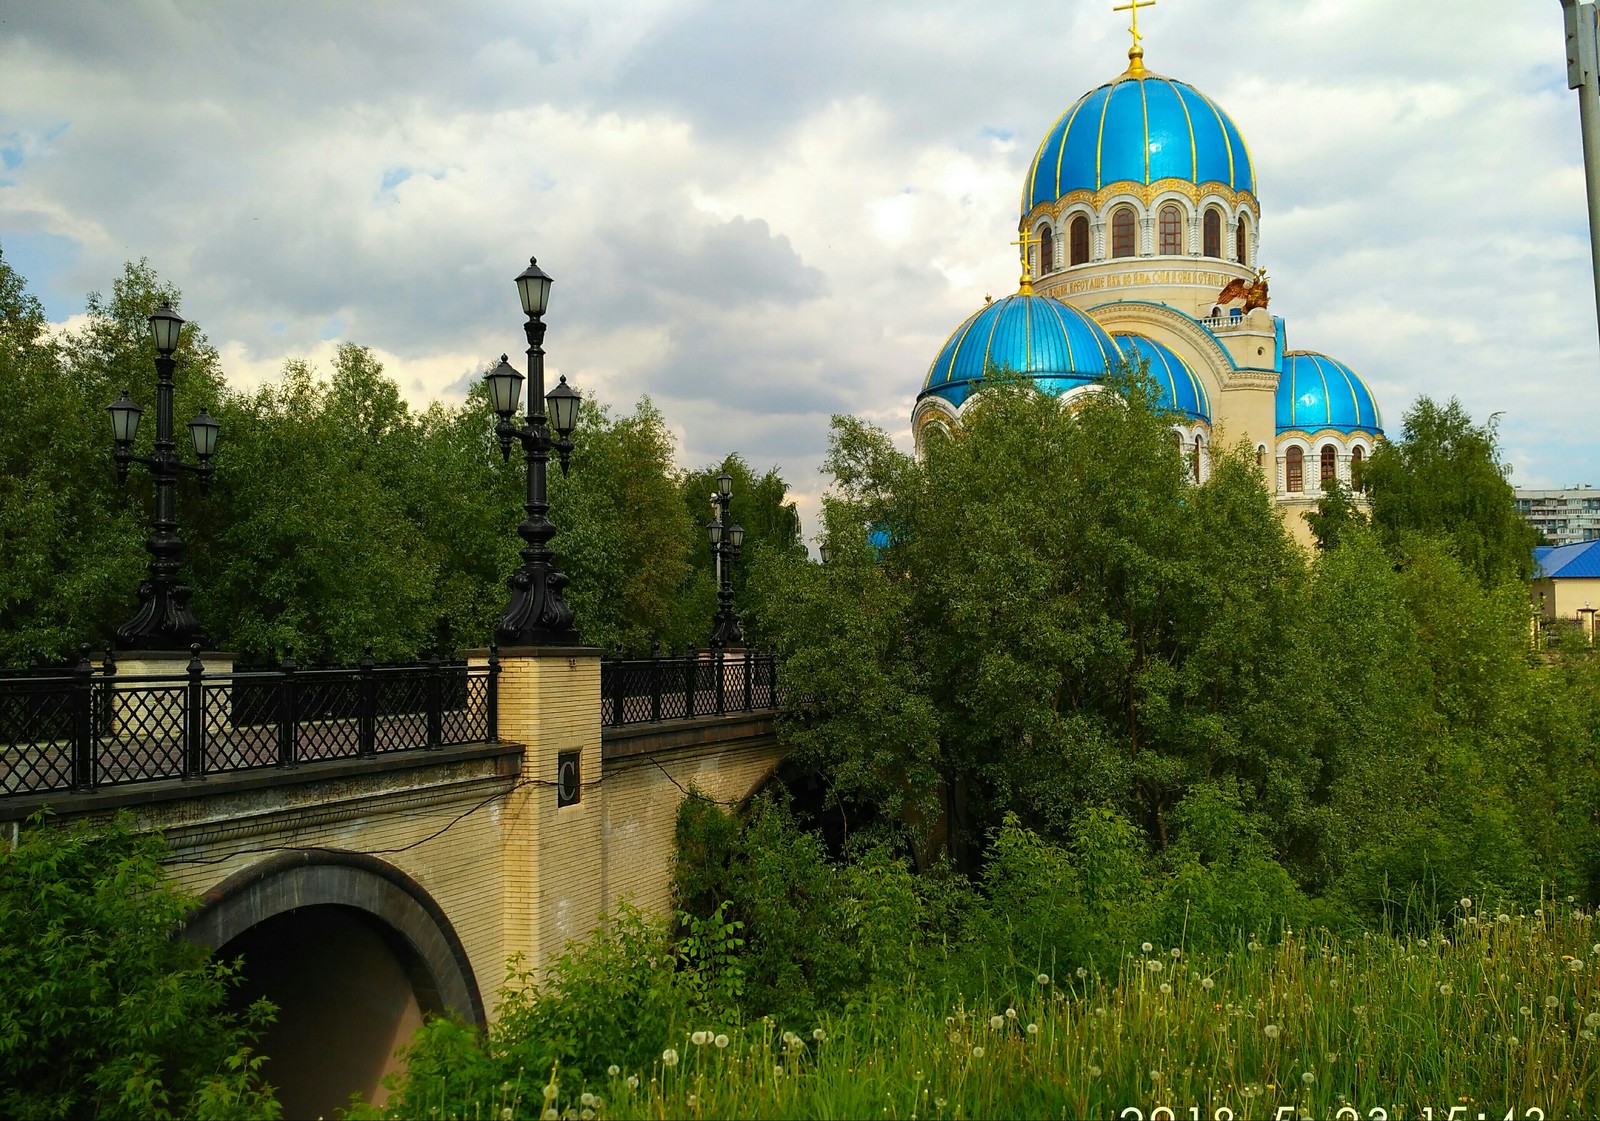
[707,470,745,648]
[106,301,220,650]
[485,257,583,646]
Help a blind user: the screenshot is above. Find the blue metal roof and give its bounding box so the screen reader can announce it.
[1024,73,1255,214]
[919,293,1119,408]
[1535,540,1600,578]
[1275,351,1383,435]
[1111,334,1211,423]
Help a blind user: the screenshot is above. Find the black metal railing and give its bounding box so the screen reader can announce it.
[0,646,500,797]
[601,645,788,727]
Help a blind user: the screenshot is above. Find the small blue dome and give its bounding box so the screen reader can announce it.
[1111,334,1211,423]
[920,293,1119,408]
[1276,351,1383,435]
[1023,72,1255,215]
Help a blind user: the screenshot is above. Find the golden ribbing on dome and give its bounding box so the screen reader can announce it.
[1113,0,1155,75]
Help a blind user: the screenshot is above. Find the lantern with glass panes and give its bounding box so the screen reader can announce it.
[105,301,220,649]
[485,257,584,645]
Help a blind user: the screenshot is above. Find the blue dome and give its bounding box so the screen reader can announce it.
[1023,72,1255,215]
[920,293,1119,408]
[1111,334,1211,423]
[1276,351,1383,435]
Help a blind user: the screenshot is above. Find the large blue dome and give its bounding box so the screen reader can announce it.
[1276,351,1383,435]
[920,293,1118,408]
[1111,334,1211,423]
[1023,72,1255,215]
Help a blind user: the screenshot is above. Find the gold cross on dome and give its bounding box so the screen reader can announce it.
[1011,228,1040,292]
[1113,0,1155,71]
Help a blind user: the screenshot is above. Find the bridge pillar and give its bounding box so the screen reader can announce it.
[473,646,605,982]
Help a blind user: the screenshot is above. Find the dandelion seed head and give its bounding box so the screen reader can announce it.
[1170,947,1182,959]
[813,1028,826,1041]
[661,1048,679,1067]
[1094,1007,1107,1018]
[1147,959,1163,974]
[1264,1024,1281,1039]
[1149,1069,1163,1082]
[1088,1064,1103,1077]
[989,1014,1004,1030]
[544,1084,559,1101]
[1201,977,1215,990]
[715,1033,730,1049]
[1302,1071,1316,1085]
[542,1111,558,1121]
[501,1110,513,1121]
[1026,1022,1039,1035]
[1142,941,1153,952]
[1248,940,1263,951]
[691,1030,710,1046]
[1006,1007,1018,1020]
[607,1064,620,1077]
[1587,1013,1600,1029]
[1547,996,1560,1010]
[1037,972,1051,986]
[1159,982,1172,994]
[972,1045,985,1058]
[1499,913,1512,924]
[1461,897,1473,910]
[1076,966,1089,979]
[581,1093,596,1108]
[626,1075,639,1090]
[1439,983,1453,996]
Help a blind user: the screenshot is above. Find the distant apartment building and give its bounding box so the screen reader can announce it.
[1516,486,1600,545]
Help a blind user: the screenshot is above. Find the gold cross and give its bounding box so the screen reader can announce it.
[1113,0,1155,48]
[1011,228,1040,292]
[1012,228,1039,275]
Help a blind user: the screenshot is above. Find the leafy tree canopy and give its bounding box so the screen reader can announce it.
[1361,396,1538,586]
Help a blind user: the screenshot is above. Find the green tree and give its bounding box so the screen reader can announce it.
[1307,478,1368,552]
[752,368,1321,866]
[0,816,278,1120]
[1361,397,1538,586]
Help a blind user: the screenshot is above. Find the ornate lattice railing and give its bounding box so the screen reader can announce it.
[600,646,789,727]
[0,649,498,797]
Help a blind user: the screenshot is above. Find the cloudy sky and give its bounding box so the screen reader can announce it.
[2,0,1594,539]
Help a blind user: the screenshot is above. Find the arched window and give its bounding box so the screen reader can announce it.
[1038,226,1054,275]
[1070,215,1090,264]
[1203,208,1222,258]
[1320,445,1337,489]
[1235,218,1249,265]
[1350,445,1365,489]
[1159,204,1183,255]
[1285,446,1304,493]
[1192,434,1204,483]
[1112,206,1136,258]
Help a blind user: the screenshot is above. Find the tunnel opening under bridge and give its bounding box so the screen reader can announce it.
[184,851,483,1118]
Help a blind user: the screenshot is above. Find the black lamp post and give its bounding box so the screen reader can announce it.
[708,470,744,647]
[107,301,219,650]
[485,257,583,646]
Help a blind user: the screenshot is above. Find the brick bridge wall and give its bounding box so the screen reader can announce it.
[0,648,786,1021]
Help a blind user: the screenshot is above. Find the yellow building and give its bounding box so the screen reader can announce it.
[911,13,1382,546]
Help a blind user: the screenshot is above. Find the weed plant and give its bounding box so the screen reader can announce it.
[357,901,1600,1119]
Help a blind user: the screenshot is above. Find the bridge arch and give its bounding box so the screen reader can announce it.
[183,850,484,1116]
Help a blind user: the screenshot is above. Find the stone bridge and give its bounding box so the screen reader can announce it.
[0,646,788,1115]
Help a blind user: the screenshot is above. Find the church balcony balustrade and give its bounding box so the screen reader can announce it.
[0,646,498,797]
[1199,314,1262,332]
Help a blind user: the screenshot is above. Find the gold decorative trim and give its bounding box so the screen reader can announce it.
[1022,179,1259,229]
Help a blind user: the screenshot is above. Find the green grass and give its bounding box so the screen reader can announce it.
[388,903,1600,1121]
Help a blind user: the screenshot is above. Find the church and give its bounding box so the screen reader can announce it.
[909,4,1384,546]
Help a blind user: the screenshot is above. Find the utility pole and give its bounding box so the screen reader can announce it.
[1562,0,1600,351]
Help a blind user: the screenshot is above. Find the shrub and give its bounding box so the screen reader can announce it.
[0,814,278,1121]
